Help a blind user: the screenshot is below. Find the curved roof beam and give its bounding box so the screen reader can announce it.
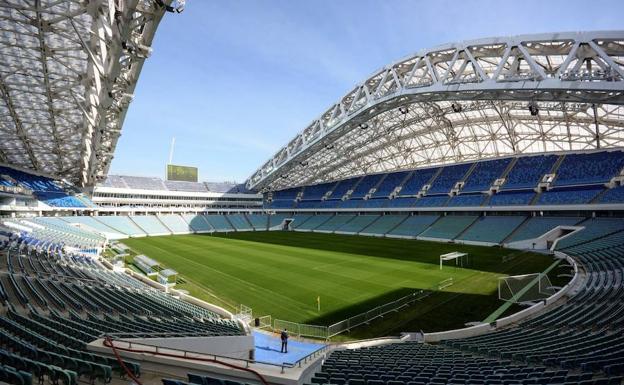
[247,31,624,191]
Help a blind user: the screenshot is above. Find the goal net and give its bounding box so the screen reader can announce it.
[498,273,555,303]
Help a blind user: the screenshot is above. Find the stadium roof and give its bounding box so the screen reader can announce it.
[0,0,175,187]
[246,31,624,192]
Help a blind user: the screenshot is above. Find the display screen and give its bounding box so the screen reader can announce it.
[166,164,198,182]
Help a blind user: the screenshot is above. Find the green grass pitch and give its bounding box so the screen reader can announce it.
[123,232,562,338]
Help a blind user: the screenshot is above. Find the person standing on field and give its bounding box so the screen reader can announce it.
[280,329,289,353]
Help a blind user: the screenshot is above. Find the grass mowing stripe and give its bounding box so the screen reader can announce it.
[123,232,560,329]
[132,238,314,315]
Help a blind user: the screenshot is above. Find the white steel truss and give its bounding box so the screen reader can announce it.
[0,0,174,187]
[247,31,624,191]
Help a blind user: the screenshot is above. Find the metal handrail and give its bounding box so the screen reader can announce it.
[101,333,326,373]
[326,277,454,337]
[284,343,329,368]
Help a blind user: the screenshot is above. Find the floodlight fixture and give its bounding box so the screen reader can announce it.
[528,102,539,116]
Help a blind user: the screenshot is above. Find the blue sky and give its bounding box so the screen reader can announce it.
[111,0,624,182]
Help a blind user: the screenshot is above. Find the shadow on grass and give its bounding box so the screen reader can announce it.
[326,290,525,340]
[304,287,439,325]
[205,231,556,275]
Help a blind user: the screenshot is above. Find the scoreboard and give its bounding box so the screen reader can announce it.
[166,164,198,182]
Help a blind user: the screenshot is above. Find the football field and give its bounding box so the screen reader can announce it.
[123,232,560,337]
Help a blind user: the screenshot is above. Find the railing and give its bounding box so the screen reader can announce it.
[327,291,427,337]
[271,277,454,339]
[235,304,253,324]
[274,319,328,339]
[327,278,454,337]
[256,315,272,330]
[102,333,327,374]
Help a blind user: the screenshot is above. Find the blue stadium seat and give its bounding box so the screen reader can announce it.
[181,215,213,232]
[457,216,526,243]
[130,215,171,234]
[293,214,333,230]
[507,216,583,242]
[414,195,449,207]
[427,163,471,194]
[0,166,65,193]
[385,197,417,208]
[489,191,536,206]
[554,151,624,186]
[372,171,409,198]
[226,214,253,230]
[358,198,389,208]
[337,199,363,209]
[268,199,295,209]
[597,185,624,204]
[336,215,380,233]
[387,215,439,237]
[301,182,336,200]
[327,177,361,200]
[350,174,384,199]
[420,216,477,239]
[537,186,604,205]
[501,155,558,190]
[462,158,512,192]
[296,200,321,209]
[447,194,486,207]
[272,187,301,200]
[361,215,408,235]
[35,192,86,208]
[315,215,356,232]
[317,200,341,209]
[398,168,438,196]
[204,215,234,231]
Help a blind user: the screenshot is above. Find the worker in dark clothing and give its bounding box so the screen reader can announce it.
[280,329,289,353]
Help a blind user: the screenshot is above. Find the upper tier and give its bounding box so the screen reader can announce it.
[100,175,250,194]
[266,150,624,210]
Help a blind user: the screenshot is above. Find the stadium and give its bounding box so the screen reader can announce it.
[0,1,623,385]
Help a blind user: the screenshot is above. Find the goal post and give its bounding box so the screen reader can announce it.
[498,273,556,304]
[440,252,468,270]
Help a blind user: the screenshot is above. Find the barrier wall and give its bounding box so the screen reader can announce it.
[506,226,583,251]
[423,323,493,343]
[122,335,255,360]
[495,302,545,328]
[88,339,303,385]
[339,335,407,350]
[452,239,499,247]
